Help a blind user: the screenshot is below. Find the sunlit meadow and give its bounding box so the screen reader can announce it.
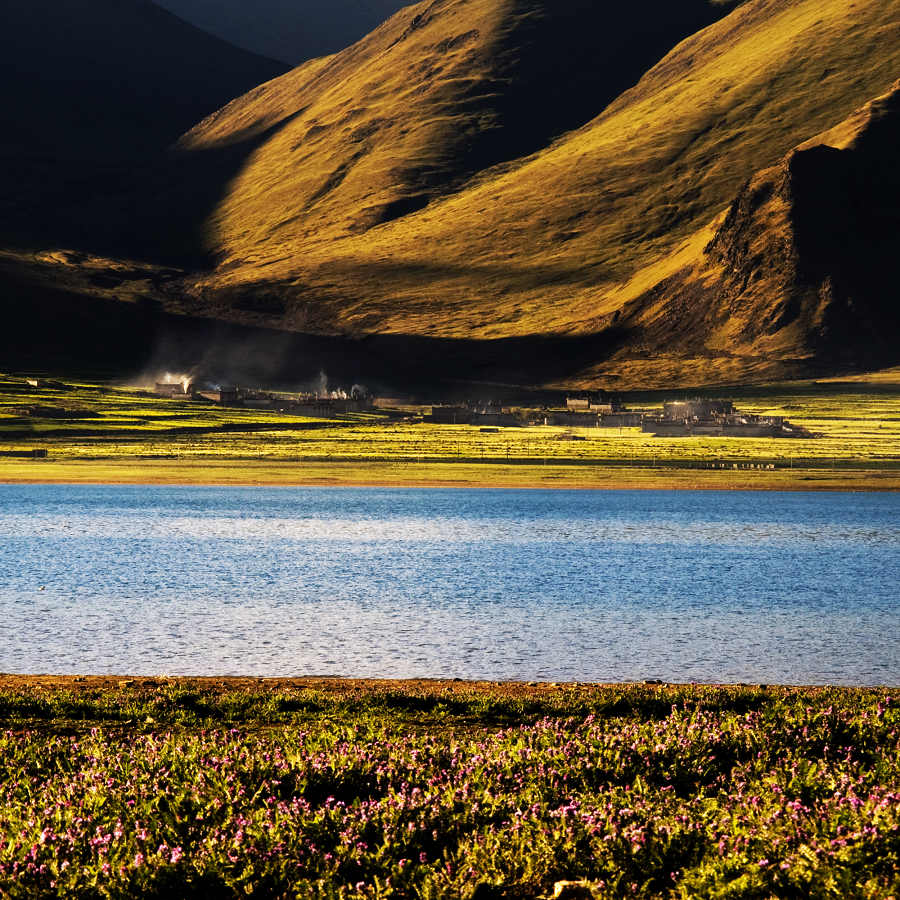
[0,376,900,477]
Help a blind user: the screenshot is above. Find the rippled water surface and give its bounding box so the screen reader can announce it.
[1,485,898,684]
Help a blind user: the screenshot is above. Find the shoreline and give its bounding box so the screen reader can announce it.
[1,675,896,692]
[2,459,899,491]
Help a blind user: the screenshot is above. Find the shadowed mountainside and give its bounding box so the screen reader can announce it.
[154,0,409,64]
[0,0,287,251]
[0,253,629,391]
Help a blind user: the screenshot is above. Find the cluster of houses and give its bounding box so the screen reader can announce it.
[430,395,807,438]
[430,395,643,428]
[641,399,805,438]
[430,401,523,427]
[552,396,644,428]
[153,381,373,415]
[156,379,805,439]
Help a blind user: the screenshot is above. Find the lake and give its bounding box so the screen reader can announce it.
[0,485,897,684]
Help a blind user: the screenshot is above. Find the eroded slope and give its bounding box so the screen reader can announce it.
[589,80,900,388]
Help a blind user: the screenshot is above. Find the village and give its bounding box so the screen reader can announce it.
[429,396,809,437]
[153,378,374,416]
[153,379,810,439]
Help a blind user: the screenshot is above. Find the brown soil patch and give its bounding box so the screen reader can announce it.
[0,674,648,698]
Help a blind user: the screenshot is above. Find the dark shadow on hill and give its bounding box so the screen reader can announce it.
[487,0,738,153]
[0,112,302,268]
[113,112,307,266]
[154,0,407,66]
[788,91,900,362]
[0,268,630,393]
[0,0,286,162]
[0,0,287,261]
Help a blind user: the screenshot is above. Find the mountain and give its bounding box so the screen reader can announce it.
[597,80,900,388]
[153,0,409,64]
[177,0,734,240]
[1,0,287,160]
[0,0,287,250]
[165,0,899,387]
[4,0,899,390]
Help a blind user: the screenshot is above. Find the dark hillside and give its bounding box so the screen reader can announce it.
[0,254,624,389]
[0,0,287,251]
[452,0,738,172]
[0,0,286,160]
[155,0,408,64]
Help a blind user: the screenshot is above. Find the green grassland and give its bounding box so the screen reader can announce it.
[0,378,340,437]
[1,374,899,488]
[0,679,898,898]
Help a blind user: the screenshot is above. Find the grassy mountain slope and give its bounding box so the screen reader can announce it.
[178,0,732,260]
[171,0,899,387]
[589,79,900,388]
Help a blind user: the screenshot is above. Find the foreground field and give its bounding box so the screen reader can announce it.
[2,375,900,490]
[0,680,897,898]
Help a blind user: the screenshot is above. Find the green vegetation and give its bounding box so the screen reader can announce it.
[1,680,898,898]
[1,375,899,488]
[0,378,338,440]
[0,679,783,731]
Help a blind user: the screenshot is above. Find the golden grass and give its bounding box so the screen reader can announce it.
[3,458,898,492]
[0,379,336,434]
[179,0,511,255]
[818,366,900,386]
[182,0,899,350]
